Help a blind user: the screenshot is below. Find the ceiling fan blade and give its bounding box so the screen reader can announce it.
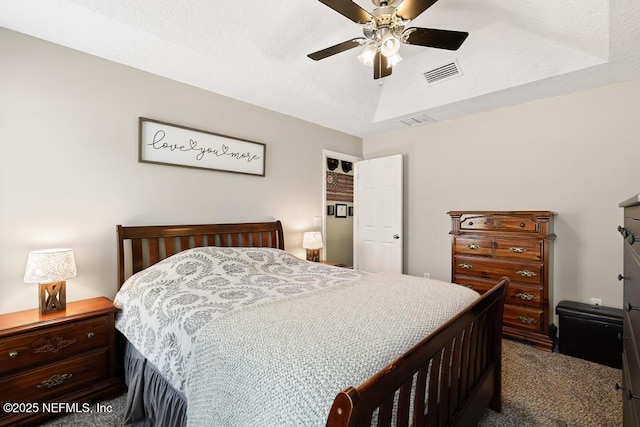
[307,38,366,61]
[402,27,468,50]
[395,0,439,20]
[318,0,373,24]
[373,52,392,80]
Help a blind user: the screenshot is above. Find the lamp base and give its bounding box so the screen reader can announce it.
[39,281,66,314]
[306,249,320,262]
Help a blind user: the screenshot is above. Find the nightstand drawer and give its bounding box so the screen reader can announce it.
[0,348,108,405]
[0,316,109,375]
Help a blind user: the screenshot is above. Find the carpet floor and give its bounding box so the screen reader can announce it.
[42,339,622,426]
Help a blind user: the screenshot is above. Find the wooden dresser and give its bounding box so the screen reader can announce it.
[618,195,640,426]
[448,211,555,351]
[0,297,122,426]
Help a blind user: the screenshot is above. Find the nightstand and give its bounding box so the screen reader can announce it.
[319,260,348,267]
[0,297,122,426]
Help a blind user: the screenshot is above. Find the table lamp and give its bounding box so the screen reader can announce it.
[302,232,323,262]
[24,248,77,314]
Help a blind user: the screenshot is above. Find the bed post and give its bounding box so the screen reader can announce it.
[489,278,507,412]
[326,387,360,427]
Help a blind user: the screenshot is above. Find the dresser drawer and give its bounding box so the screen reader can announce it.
[454,256,543,285]
[503,305,544,332]
[459,214,540,233]
[453,237,493,257]
[453,275,495,294]
[454,275,542,308]
[0,348,108,405]
[494,238,542,261]
[0,316,109,375]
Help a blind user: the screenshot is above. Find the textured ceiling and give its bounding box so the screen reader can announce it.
[1,0,639,137]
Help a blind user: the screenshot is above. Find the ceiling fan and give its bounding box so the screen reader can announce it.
[307,0,468,79]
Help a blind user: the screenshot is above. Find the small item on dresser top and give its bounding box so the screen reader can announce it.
[23,248,77,314]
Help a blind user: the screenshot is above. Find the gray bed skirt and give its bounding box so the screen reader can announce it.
[123,342,187,427]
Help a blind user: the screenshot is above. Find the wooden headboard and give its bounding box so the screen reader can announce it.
[116,220,285,289]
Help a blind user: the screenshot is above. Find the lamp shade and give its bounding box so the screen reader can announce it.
[24,248,77,284]
[302,232,323,250]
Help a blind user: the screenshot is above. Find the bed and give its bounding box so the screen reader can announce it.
[114,220,508,426]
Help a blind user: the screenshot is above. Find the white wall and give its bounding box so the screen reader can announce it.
[363,78,640,310]
[0,28,362,314]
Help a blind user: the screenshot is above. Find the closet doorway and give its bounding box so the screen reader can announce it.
[322,150,362,267]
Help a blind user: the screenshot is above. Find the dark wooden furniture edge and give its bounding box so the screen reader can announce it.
[326,277,508,427]
[0,297,118,337]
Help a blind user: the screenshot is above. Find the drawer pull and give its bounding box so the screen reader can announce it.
[615,383,640,400]
[627,303,640,312]
[517,316,538,324]
[516,270,537,278]
[626,233,639,245]
[465,244,480,250]
[509,247,527,253]
[618,274,624,281]
[8,350,19,358]
[36,373,73,389]
[516,292,537,301]
[86,331,95,339]
[458,263,474,270]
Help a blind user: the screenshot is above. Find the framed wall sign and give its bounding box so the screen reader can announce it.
[139,117,266,176]
[335,203,347,218]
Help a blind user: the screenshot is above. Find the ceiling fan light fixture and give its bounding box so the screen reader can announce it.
[380,33,400,57]
[387,52,403,67]
[358,43,377,67]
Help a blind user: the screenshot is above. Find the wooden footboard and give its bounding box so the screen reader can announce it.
[326,277,508,427]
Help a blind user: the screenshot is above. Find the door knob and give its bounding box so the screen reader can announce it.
[393,234,400,239]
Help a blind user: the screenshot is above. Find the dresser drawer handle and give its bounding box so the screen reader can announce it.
[465,244,480,250]
[509,247,527,253]
[86,331,95,339]
[627,303,640,312]
[36,373,73,389]
[627,233,639,245]
[517,316,538,324]
[458,263,474,270]
[516,270,537,278]
[615,383,640,400]
[515,292,537,301]
[8,350,19,358]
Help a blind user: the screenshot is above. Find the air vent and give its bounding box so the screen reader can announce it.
[400,114,435,127]
[423,60,462,85]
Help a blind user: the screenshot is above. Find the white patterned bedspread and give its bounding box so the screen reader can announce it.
[114,247,369,394]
